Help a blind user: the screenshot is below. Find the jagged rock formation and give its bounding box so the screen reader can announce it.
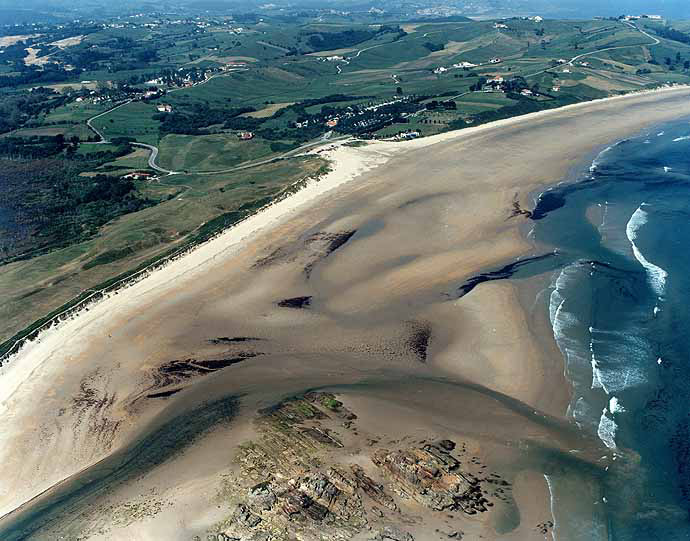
[210,393,511,541]
[372,443,488,514]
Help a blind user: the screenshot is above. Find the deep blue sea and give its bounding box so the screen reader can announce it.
[528,117,690,540]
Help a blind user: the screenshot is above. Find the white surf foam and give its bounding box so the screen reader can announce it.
[589,328,648,393]
[598,201,635,257]
[673,135,690,142]
[544,475,558,541]
[609,396,626,413]
[626,205,667,298]
[597,407,618,449]
[590,355,603,389]
[589,144,616,173]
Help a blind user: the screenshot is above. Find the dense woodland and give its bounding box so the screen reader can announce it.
[0,138,152,263]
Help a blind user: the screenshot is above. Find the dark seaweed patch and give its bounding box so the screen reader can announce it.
[146,388,182,399]
[153,353,261,389]
[453,253,557,298]
[208,336,263,344]
[277,296,312,309]
[323,230,356,253]
[195,355,258,370]
[509,195,532,219]
[303,230,357,277]
[405,321,432,362]
[251,230,356,277]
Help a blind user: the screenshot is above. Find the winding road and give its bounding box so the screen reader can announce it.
[85,101,343,180]
[130,142,178,174]
[525,21,661,78]
[85,99,133,143]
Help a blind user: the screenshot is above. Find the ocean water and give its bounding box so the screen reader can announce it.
[529,117,690,540]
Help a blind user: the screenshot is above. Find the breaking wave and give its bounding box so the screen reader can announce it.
[626,205,667,298]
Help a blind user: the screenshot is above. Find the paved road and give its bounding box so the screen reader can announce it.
[196,131,345,176]
[566,22,660,66]
[131,142,179,175]
[82,79,345,180]
[85,99,133,143]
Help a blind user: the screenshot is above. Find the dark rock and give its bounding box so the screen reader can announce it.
[302,473,342,508]
[350,464,398,511]
[438,440,456,452]
[282,490,329,521]
[299,426,343,447]
[233,503,261,528]
[372,445,488,514]
[277,296,312,308]
[249,481,277,511]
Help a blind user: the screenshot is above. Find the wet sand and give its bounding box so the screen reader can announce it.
[3,87,690,539]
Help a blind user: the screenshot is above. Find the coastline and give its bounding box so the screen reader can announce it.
[2,83,689,370]
[3,85,690,537]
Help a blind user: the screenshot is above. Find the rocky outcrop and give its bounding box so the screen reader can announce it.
[372,442,491,515]
[212,393,509,541]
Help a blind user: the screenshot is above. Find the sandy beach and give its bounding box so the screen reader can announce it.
[3,85,690,540]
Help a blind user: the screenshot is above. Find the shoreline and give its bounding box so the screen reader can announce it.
[3,84,690,534]
[2,83,689,371]
[3,83,690,421]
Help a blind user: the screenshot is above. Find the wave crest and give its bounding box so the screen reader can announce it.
[626,205,667,297]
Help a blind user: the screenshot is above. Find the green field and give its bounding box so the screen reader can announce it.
[90,101,161,145]
[157,133,275,172]
[2,124,93,140]
[42,101,110,125]
[97,146,152,173]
